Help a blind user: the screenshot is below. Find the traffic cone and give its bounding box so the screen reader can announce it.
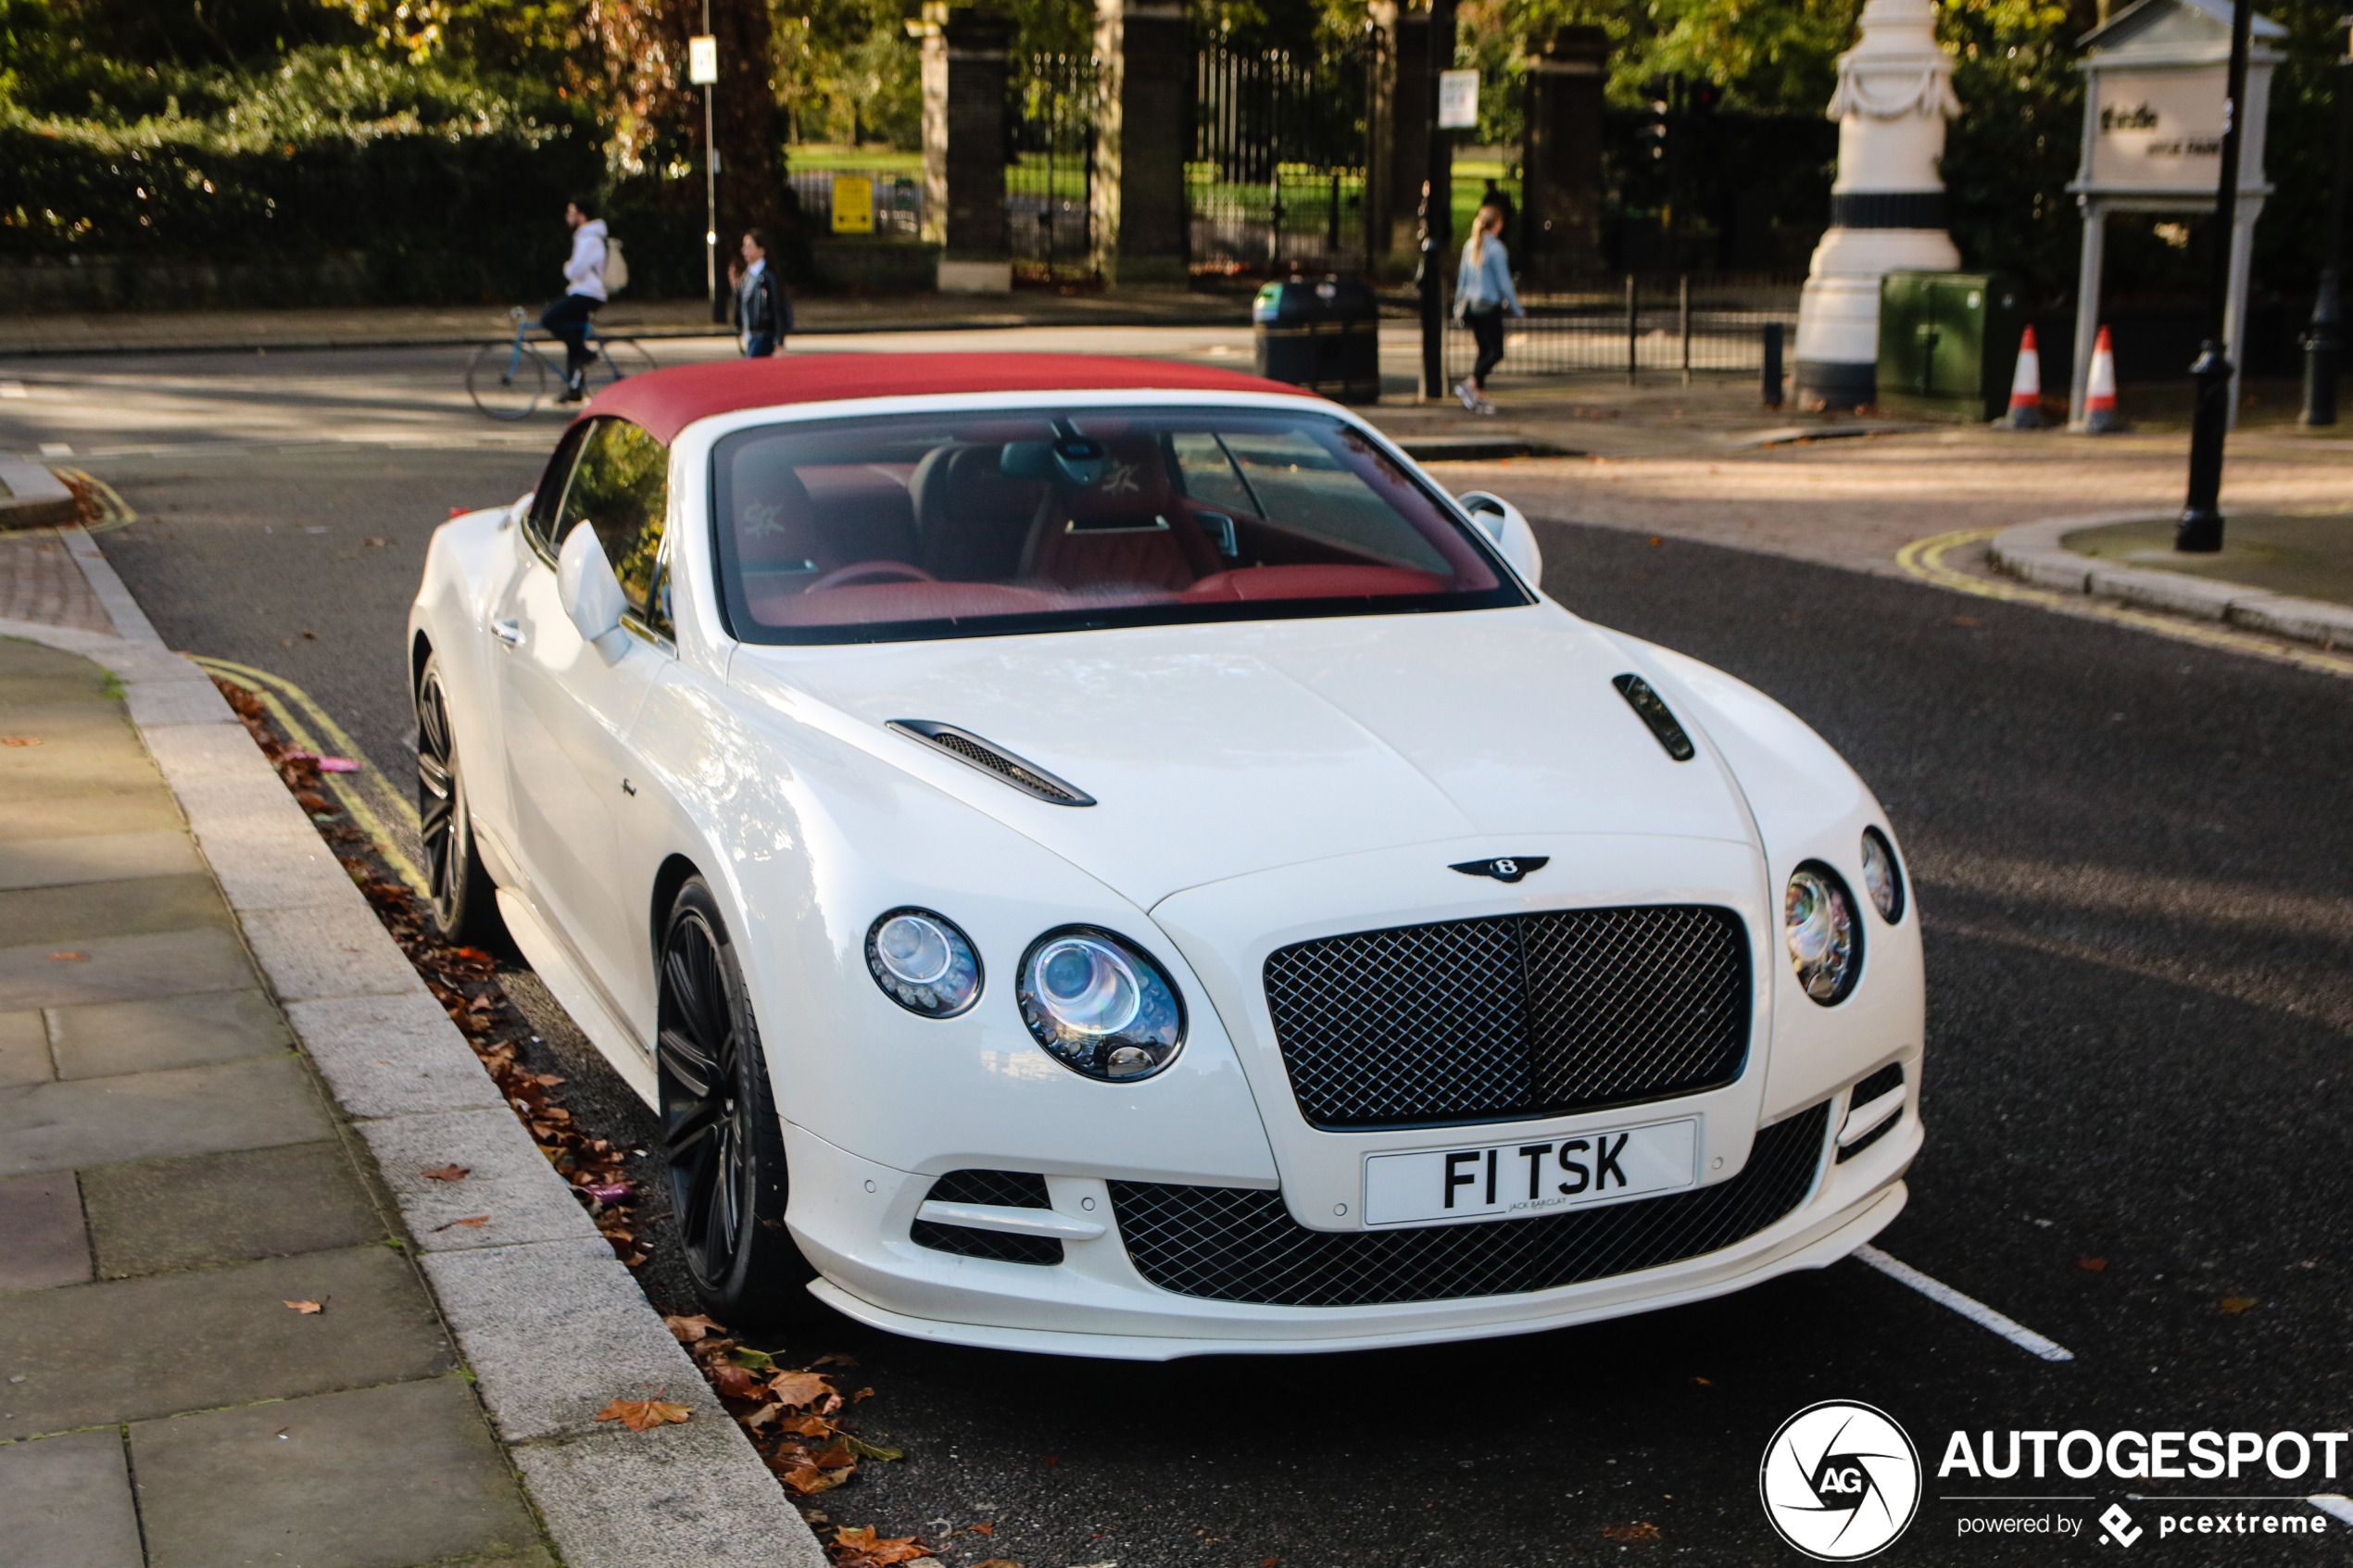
[2004,326,2044,429]
[2082,325,2124,433]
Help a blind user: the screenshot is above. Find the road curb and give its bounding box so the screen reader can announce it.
[1988,514,2353,651]
[0,457,76,528]
[1,530,824,1568]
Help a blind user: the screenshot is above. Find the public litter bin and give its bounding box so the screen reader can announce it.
[1877,270,2026,422]
[1252,275,1380,403]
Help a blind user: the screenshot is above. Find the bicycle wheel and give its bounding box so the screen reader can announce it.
[467,340,552,420]
[597,338,660,387]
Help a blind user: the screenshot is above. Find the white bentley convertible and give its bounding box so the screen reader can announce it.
[408,353,1923,1358]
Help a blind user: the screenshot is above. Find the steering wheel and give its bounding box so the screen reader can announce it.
[806,560,937,592]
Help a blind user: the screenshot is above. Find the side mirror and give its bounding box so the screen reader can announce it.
[1456,490,1544,588]
[557,522,626,642]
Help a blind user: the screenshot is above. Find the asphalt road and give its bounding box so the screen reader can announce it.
[48,417,2353,1567]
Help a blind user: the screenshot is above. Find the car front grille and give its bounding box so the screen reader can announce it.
[1262,905,1751,1130]
[1106,1101,1830,1307]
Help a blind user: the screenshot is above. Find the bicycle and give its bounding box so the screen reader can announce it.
[467,307,660,420]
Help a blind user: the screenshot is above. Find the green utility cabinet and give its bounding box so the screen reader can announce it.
[1876,271,2026,422]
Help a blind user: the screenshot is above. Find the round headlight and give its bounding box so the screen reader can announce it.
[865,909,982,1018]
[1785,863,1861,1005]
[1859,827,1905,924]
[1016,927,1185,1081]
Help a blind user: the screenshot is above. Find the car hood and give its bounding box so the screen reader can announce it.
[730,604,1757,909]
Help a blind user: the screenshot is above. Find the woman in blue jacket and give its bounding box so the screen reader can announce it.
[1452,203,1523,414]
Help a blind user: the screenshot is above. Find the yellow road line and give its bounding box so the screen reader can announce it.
[1896,528,2353,681]
[192,656,430,897]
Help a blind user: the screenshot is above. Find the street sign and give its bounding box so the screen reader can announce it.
[688,35,718,86]
[831,174,875,234]
[1437,69,1479,129]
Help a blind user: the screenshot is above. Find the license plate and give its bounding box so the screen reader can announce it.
[1362,1116,1701,1228]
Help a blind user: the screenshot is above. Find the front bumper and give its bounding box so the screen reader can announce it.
[782,1102,1919,1360]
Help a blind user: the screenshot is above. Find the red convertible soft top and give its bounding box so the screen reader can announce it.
[580,351,1314,445]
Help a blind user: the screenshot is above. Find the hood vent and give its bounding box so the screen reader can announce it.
[1611,674,1696,762]
[887,720,1097,807]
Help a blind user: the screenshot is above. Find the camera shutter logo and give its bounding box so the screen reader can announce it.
[1758,1401,1921,1560]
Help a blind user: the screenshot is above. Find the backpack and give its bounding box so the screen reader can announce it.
[599,237,629,295]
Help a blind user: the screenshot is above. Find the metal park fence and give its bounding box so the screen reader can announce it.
[1446,274,1802,385]
[1008,54,1102,283]
[1188,36,1382,279]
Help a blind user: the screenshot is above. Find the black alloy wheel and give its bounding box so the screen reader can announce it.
[657,877,811,1326]
[414,654,500,946]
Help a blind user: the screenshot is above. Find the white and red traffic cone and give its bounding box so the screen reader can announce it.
[2082,325,2123,433]
[2003,326,2044,429]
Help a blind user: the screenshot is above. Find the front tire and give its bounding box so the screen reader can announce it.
[415,653,502,947]
[657,877,812,1328]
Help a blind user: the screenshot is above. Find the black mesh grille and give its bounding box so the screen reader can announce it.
[1850,1063,1904,1108]
[912,1169,1063,1265]
[1263,906,1750,1129]
[1107,1102,1830,1306]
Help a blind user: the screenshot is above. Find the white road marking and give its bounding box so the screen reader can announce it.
[0,382,26,397]
[38,442,72,456]
[2309,1495,2353,1525]
[1855,1244,2076,1362]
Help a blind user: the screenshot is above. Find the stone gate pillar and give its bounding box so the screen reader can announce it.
[1383,5,1431,267]
[1519,27,1607,287]
[1093,0,1191,286]
[937,7,1013,292]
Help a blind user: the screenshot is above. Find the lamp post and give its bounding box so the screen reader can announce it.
[2177,0,2258,552]
[2300,15,2352,427]
[690,19,723,324]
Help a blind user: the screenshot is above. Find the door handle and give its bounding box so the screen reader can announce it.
[493,619,522,648]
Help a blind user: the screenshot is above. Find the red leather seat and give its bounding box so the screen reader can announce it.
[1020,437,1218,593]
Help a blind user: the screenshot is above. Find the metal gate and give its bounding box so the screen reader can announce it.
[1007,54,1102,284]
[1189,32,1380,278]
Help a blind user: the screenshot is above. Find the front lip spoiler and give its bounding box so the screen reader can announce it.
[803,1182,1906,1361]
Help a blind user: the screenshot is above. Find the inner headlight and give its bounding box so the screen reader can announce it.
[1017,927,1185,1081]
[1859,827,1906,923]
[1785,863,1861,1005]
[865,909,982,1018]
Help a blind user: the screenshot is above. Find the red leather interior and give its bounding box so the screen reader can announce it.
[1020,437,1219,593]
[1178,564,1450,602]
[750,580,1068,627]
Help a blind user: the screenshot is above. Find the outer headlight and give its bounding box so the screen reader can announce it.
[1859,827,1906,923]
[865,909,982,1018]
[1785,863,1861,1005]
[1017,927,1185,1081]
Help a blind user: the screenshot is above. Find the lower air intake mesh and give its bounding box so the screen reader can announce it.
[1106,1102,1831,1306]
[912,1168,1063,1265]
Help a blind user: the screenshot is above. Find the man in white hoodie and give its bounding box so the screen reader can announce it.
[540,199,607,402]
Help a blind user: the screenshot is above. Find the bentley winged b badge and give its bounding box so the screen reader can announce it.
[1450,856,1550,884]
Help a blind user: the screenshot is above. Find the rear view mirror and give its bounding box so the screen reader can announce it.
[1455,491,1544,588]
[557,523,626,642]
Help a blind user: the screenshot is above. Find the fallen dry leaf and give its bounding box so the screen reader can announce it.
[433,1214,491,1231]
[1602,1522,1662,1542]
[363,536,386,546]
[964,1521,996,1536]
[1,735,43,746]
[420,1164,470,1182]
[47,950,88,962]
[594,1397,692,1432]
[283,1299,323,1314]
[769,1370,836,1408]
[2077,1257,2108,1273]
[1951,614,1983,627]
[831,1525,929,1565]
[712,1364,767,1400]
[969,1561,1026,1568]
[2220,1295,2259,1315]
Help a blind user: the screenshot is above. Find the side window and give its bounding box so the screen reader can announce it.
[556,418,672,626]
[1171,432,1256,517]
[524,423,593,558]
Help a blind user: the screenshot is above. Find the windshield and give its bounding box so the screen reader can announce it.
[709,407,1527,644]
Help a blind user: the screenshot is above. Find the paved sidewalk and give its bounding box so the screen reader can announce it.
[0,633,552,1568]
[0,288,1256,358]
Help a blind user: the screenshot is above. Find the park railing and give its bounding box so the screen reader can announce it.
[1446,273,1803,384]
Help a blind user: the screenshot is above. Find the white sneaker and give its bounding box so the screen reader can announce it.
[1474,397,1499,417]
[1454,381,1479,412]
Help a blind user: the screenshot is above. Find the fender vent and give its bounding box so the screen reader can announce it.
[1612,674,1696,762]
[887,720,1096,807]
